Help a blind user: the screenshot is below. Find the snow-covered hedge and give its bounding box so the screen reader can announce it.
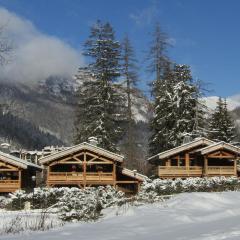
[58,186,125,221]
[137,177,240,202]
[4,177,240,220]
[7,186,126,221]
[7,188,67,210]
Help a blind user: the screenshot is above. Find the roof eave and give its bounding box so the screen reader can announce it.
[39,143,124,165]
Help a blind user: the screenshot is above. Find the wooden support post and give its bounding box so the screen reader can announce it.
[185,153,190,171]
[35,155,38,164]
[83,152,86,187]
[234,159,237,176]
[204,155,208,176]
[47,166,50,187]
[136,182,140,193]
[166,159,171,167]
[113,163,116,187]
[18,170,21,189]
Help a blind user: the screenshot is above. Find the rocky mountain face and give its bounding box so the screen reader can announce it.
[0,76,152,150]
[2,75,240,151]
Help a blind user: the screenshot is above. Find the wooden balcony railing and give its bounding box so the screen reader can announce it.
[158,166,202,177]
[49,172,84,181]
[207,166,235,175]
[158,166,236,177]
[48,172,114,183]
[0,180,20,192]
[85,172,114,181]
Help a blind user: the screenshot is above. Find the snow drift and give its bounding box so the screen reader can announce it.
[4,191,240,240]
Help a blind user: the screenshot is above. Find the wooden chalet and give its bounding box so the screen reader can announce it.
[39,140,147,193]
[148,138,240,179]
[0,151,42,192]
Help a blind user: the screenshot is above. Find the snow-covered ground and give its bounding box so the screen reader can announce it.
[3,191,240,240]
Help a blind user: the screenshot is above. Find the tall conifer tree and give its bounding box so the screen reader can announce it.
[149,64,175,155]
[208,97,235,142]
[121,35,139,167]
[75,20,126,151]
[147,23,171,155]
[170,64,206,146]
[149,63,206,155]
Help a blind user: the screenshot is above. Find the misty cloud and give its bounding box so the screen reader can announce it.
[0,7,83,83]
[129,5,159,26]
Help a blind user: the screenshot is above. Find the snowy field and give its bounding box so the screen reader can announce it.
[2,191,240,240]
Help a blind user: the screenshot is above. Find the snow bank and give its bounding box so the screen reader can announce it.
[4,191,240,240]
[137,177,240,202]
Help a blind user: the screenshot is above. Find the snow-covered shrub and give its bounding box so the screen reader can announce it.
[6,186,126,222]
[27,187,69,209]
[137,177,240,202]
[0,196,9,209]
[7,188,76,210]
[58,186,126,222]
[7,190,28,210]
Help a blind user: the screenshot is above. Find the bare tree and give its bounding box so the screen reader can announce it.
[146,22,170,93]
[0,23,13,118]
[121,35,139,168]
[0,24,12,66]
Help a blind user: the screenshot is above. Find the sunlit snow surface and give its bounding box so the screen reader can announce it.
[3,192,240,240]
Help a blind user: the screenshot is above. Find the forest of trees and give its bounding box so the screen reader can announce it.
[0,20,237,173]
[0,112,63,149]
[74,20,236,172]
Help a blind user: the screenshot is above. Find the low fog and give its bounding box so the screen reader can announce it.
[0,7,83,83]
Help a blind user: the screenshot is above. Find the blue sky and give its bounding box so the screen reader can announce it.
[0,0,239,97]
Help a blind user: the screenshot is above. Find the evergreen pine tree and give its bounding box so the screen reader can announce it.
[208,97,235,142]
[222,99,236,142]
[147,23,172,156]
[208,97,224,141]
[149,63,207,155]
[170,64,206,146]
[120,34,139,168]
[75,20,126,151]
[149,63,176,155]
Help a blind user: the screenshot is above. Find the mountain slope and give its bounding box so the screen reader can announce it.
[0,77,151,149]
[0,80,75,146]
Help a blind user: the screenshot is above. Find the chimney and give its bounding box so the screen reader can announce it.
[88,137,98,146]
[182,134,192,144]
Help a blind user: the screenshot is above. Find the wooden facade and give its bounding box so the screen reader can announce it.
[148,138,240,179]
[0,151,42,193]
[39,142,146,193]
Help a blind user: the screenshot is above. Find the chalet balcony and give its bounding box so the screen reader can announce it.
[48,172,84,182]
[85,172,114,181]
[207,166,235,176]
[158,166,203,178]
[158,166,236,178]
[48,172,114,185]
[0,180,21,192]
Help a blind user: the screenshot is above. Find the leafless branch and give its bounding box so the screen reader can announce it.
[0,23,12,66]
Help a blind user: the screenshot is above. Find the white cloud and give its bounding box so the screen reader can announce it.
[203,95,240,111]
[0,7,83,83]
[129,5,158,26]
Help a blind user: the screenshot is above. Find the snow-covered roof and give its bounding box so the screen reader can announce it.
[39,142,124,165]
[199,142,240,155]
[148,138,215,162]
[121,168,148,182]
[0,151,42,170]
[0,143,10,148]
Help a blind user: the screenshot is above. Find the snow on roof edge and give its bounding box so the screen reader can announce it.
[0,151,42,170]
[147,137,215,162]
[39,142,124,164]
